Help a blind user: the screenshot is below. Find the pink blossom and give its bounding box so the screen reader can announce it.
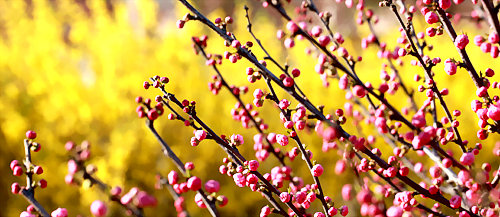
[230,134,244,145]
[279,192,291,203]
[233,173,246,187]
[276,134,289,146]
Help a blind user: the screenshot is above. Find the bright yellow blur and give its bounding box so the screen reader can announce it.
[1,1,498,216]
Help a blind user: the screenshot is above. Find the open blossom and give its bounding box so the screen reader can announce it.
[279,192,291,203]
[276,134,289,146]
[230,134,244,145]
[233,173,246,187]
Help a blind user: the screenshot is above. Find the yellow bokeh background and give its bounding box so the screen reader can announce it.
[1,0,499,216]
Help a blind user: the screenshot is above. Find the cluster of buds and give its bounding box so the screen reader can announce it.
[161,163,227,212]
[136,76,170,121]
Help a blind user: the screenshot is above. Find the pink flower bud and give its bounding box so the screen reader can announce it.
[386,206,403,217]
[185,162,195,170]
[286,21,299,34]
[194,130,207,141]
[455,34,469,49]
[429,166,442,178]
[20,211,36,217]
[253,89,264,99]
[135,191,157,208]
[26,130,37,139]
[260,206,271,217]
[187,176,202,191]
[194,193,206,208]
[340,205,349,216]
[318,35,331,47]
[168,171,179,185]
[283,77,294,87]
[352,85,366,98]
[90,200,107,217]
[314,212,326,217]
[444,59,457,75]
[425,12,439,24]
[204,180,220,193]
[51,208,68,217]
[312,164,324,177]
[311,26,322,37]
[439,0,452,9]
[217,195,228,207]
[487,104,500,120]
[450,195,462,209]
[489,32,499,43]
[284,38,295,48]
[11,182,20,194]
[279,99,290,110]
[460,152,475,166]
[10,162,24,175]
[34,166,43,175]
[342,184,353,200]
